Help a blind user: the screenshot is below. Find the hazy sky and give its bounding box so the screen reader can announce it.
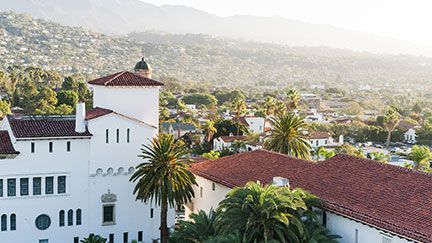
[141,0,431,44]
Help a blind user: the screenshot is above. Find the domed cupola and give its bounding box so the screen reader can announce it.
[134,57,152,78]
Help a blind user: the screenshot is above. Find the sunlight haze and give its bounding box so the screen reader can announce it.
[142,0,432,45]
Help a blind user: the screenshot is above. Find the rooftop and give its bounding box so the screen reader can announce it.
[0,131,19,154]
[8,116,92,138]
[88,71,163,87]
[191,150,432,242]
[216,135,247,143]
[309,131,332,139]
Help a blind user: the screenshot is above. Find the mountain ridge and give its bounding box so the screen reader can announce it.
[0,0,428,56]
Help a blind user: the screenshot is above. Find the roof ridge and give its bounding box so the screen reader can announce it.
[328,154,432,176]
[104,71,126,85]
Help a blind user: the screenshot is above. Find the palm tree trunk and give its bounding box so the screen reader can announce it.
[386,130,392,149]
[160,190,169,243]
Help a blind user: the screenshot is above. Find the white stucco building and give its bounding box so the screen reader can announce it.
[188,150,427,243]
[309,132,343,150]
[0,61,175,243]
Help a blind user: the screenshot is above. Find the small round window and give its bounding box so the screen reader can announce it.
[35,214,51,230]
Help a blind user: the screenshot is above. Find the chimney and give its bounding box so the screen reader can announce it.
[273,177,289,187]
[75,102,86,133]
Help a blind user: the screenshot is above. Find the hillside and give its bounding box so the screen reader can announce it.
[0,0,426,55]
[2,12,432,92]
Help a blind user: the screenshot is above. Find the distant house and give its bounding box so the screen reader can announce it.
[161,122,197,139]
[233,116,265,134]
[213,135,247,152]
[398,120,420,144]
[309,132,342,150]
[300,93,321,111]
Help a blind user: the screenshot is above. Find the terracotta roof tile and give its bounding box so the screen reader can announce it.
[0,131,18,154]
[9,117,92,138]
[88,71,164,87]
[217,135,247,143]
[86,107,113,120]
[191,150,432,242]
[309,131,331,139]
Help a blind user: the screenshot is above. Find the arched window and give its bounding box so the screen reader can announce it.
[10,214,16,231]
[1,214,7,231]
[76,209,82,226]
[67,210,73,226]
[59,210,65,227]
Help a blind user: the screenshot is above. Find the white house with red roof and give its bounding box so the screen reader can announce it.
[188,150,425,243]
[0,59,174,243]
[309,131,343,150]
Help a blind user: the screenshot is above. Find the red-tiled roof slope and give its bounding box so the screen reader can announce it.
[0,131,18,154]
[191,150,432,242]
[86,107,113,120]
[217,135,247,143]
[9,118,92,138]
[309,131,331,139]
[191,150,316,188]
[88,71,164,87]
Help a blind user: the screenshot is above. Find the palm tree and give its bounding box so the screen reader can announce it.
[217,182,308,243]
[130,134,197,243]
[384,107,401,148]
[286,89,301,111]
[407,145,432,171]
[264,113,311,159]
[274,99,287,117]
[170,209,219,243]
[232,97,247,136]
[230,140,247,153]
[202,120,217,143]
[81,234,106,243]
[263,96,276,122]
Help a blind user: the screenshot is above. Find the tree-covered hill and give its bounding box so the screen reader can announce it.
[2,11,432,92]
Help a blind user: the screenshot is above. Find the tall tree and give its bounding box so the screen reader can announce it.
[263,96,276,120]
[384,107,401,148]
[232,97,247,136]
[264,113,311,159]
[130,134,197,243]
[286,89,301,111]
[202,120,217,143]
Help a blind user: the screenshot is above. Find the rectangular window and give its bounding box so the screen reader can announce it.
[127,129,130,143]
[116,129,119,143]
[57,176,66,194]
[7,178,16,197]
[49,142,53,153]
[106,129,109,143]
[355,229,359,243]
[150,208,154,218]
[45,177,54,194]
[39,240,48,243]
[123,232,128,243]
[138,231,143,241]
[103,205,115,224]
[67,141,71,152]
[109,234,114,243]
[33,177,41,195]
[31,142,35,153]
[20,178,29,196]
[74,237,79,243]
[0,179,3,197]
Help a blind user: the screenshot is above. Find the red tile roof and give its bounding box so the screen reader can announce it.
[85,107,113,120]
[309,131,331,139]
[9,117,92,138]
[0,131,18,154]
[191,150,432,242]
[88,71,164,87]
[217,135,247,143]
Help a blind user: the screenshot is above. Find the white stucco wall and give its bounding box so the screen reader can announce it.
[326,212,413,243]
[245,117,265,134]
[92,85,160,127]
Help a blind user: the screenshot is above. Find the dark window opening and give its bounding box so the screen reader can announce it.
[45,177,54,195]
[49,142,53,153]
[10,214,16,231]
[138,231,143,241]
[33,177,41,195]
[7,179,16,197]
[106,129,109,143]
[58,176,66,194]
[67,209,73,226]
[31,142,35,153]
[67,141,71,152]
[59,210,65,227]
[76,209,82,225]
[123,232,128,243]
[103,205,114,224]
[20,178,29,196]
[116,129,119,143]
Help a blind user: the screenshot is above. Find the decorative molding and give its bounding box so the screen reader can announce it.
[101,190,117,203]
